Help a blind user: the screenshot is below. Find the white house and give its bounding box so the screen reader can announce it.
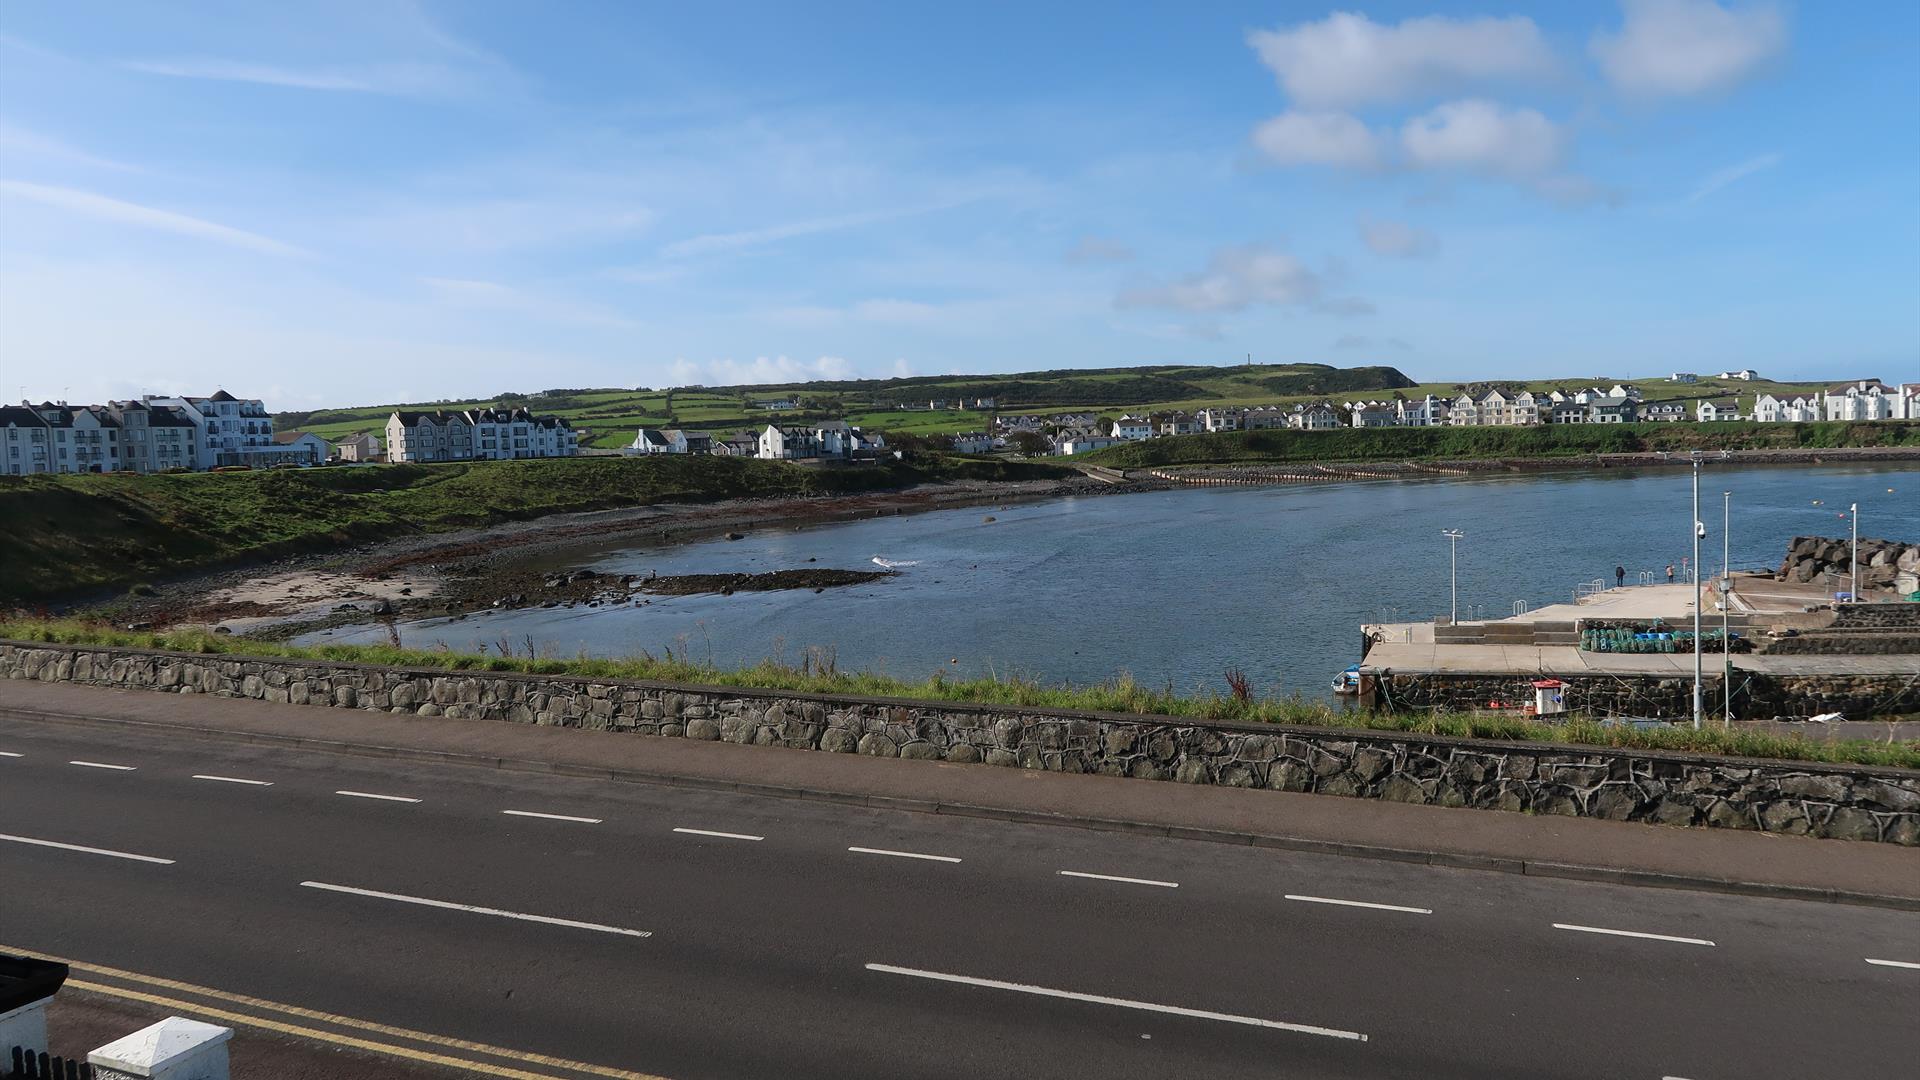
[1753,393,1822,423]
[1719,369,1759,381]
[1396,395,1446,426]
[627,428,673,454]
[949,432,993,453]
[1669,372,1698,383]
[753,399,798,410]
[1196,407,1241,433]
[758,425,820,459]
[1696,398,1743,422]
[1899,384,1920,419]
[385,407,577,464]
[1824,380,1896,421]
[1057,435,1119,455]
[1639,400,1690,423]
[1109,416,1154,441]
[1348,401,1397,428]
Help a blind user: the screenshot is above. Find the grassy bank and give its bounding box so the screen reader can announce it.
[3,619,1912,768]
[1084,421,1920,468]
[0,454,1073,602]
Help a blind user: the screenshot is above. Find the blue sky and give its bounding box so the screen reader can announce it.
[1,1,1915,409]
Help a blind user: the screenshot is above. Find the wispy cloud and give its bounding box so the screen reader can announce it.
[121,58,473,96]
[1687,151,1783,202]
[0,180,305,256]
[661,195,989,259]
[0,121,139,172]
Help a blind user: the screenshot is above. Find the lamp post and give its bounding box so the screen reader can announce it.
[1442,529,1464,624]
[1850,503,1859,600]
[1691,454,1703,731]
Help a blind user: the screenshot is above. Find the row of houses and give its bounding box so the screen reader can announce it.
[383,408,579,463]
[1,391,329,475]
[624,423,887,462]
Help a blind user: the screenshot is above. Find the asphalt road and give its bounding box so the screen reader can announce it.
[2,716,1915,1080]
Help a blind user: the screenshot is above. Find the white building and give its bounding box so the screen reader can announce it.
[1753,393,1822,423]
[1195,407,1241,433]
[949,432,993,453]
[1057,435,1119,455]
[1669,372,1698,383]
[270,431,329,465]
[1824,380,1896,421]
[1696,398,1743,422]
[1347,401,1397,428]
[1109,416,1154,441]
[1719,369,1759,381]
[627,429,673,454]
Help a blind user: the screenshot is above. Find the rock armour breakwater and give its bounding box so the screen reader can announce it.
[5,640,1916,845]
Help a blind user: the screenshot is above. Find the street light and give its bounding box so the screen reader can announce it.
[1442,529,1464,624]
[1850,502,1860,601]
[1691,454,1703,731]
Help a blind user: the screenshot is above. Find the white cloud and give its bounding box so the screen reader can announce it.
[1064,236,1134,264]
[1591,0,1787,99]
[1247,12,1556,109]
[1251,111,1385,169]
[1400,100,1564,178]
[1687,151,1783,202]
[1359,216,1439,258]
[346,198,654,254]
[1117,245,1367,316]
[669,355,855,387]
[0,179,305,256]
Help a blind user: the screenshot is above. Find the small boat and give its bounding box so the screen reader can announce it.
[1331,665,1361,695]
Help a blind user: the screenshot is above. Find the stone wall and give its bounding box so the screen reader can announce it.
[3,640,1916,845]
[1375,669,1920,721]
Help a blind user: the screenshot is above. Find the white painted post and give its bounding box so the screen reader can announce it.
[0,999,50,1061]
[1691,455,1703,730]
[89,1018,232,1080]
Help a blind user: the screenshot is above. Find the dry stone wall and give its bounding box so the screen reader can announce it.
[3,640,1916,845]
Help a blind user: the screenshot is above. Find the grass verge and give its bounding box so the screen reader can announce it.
[4,619,1912,769]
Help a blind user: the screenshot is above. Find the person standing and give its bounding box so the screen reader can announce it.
[1665,562,1676,583]
[1615,565,1626,588]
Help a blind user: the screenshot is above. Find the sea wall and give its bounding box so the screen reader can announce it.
[2,640,1916,845]
[1373,669,1920,722]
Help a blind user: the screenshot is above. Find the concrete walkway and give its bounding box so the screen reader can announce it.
[2,679,1915,908]
[1362,641,1920,676]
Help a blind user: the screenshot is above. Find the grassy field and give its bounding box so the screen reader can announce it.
[1085,421,1920,468]
[4,617,1911,768]
[0,454,1074,602]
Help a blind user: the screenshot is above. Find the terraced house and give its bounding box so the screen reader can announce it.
[385,407,578,463]
[2,398,207,475]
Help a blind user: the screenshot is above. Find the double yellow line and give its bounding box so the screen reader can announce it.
[5,945,670,1080]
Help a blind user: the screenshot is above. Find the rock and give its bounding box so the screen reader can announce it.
[1379,775,1428,803]
[1174,759,1210,784]
[1818,807,1880,842]
[687,717,721,741]
[1856,780,1920,813]
[1777,774,1851,802]
[856,732,898,757]
[1267,760,1312,791]
[985,748,1019,768]
[724,532,744,541]
[944,744,982,764]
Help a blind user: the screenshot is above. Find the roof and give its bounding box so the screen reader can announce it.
[273,431,320,445]
[208,390,238,402]
[0,406,48,427]
[146,406,198,428]
[1827,379,1889,394]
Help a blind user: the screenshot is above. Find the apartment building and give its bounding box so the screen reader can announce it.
[385,407,578,463]
[2,399,207,475]
[1824,380,1897,421]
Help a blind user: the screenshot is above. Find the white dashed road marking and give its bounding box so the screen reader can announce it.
[299,881,650,938]
[1285,894,1431,915]
[1059,871,1178,888]
[1865,958,1920,970]
[193,775,274,786]
[674,828,763,841]
[1552,924,1714,946]
[848,847,962,863]
[335,791,422,803]
[865,963,1367,1042]
[0,751,22,758]
[0,832,175,865]
[69,760,135,771]
[502,811,602,824]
